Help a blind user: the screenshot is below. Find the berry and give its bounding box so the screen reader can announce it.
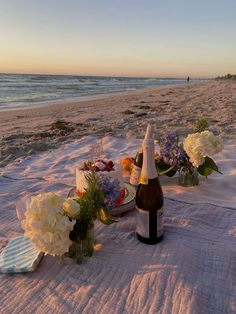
[93,166,100,172]
[107,160,114,169]
[104,165,112,172]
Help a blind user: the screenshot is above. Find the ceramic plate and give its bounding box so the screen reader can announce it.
[68,183,136,216]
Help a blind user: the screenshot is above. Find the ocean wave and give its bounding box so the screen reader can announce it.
[0,73,198,110]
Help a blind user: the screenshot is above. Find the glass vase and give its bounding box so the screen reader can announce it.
[68,226,94,264]
[178,165,199,187]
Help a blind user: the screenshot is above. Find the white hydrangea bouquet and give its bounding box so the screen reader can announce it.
[183,130,223,175]
[156,119,223,186]
[22,172,114,263]
[23,193,75,257]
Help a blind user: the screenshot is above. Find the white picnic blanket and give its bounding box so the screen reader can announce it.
[1,136,236,209]
[0,136,236,314]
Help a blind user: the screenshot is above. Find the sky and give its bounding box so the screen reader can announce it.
[0,0,236,78]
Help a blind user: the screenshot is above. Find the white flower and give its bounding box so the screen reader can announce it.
[63,198,80,219]
[183,131,223,167]
[22,192,75,256]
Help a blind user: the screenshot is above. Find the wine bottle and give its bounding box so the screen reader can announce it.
[130,149,143,186]
[136,124,164,244]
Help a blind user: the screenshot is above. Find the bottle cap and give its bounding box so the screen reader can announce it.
[143,124,154,148]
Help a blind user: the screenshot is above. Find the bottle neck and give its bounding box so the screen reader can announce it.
[140,139,158,181]
[135,150,143,167]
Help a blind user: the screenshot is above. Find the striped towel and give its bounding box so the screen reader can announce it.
[0,237,43,273]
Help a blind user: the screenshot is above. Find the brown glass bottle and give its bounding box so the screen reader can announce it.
[130,150,143,186]
[135,124,164,244]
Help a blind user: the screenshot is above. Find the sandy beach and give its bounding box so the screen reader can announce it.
[0,80,235,167]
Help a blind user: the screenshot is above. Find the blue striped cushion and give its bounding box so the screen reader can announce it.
[0,237,43,273]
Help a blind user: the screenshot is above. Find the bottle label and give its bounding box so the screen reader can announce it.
[136,206,149,238]
[130,165,141,186]
[136,206,164,238]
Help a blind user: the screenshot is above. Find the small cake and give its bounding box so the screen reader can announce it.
[76,160,125,210]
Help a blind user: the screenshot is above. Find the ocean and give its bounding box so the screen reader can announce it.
[0,73,194,111]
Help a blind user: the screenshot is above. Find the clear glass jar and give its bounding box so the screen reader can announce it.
[178,165,199,187]
[68,225,94,264]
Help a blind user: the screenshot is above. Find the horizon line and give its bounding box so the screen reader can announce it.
[0,71,211,80]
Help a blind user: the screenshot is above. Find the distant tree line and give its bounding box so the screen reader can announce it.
[216,74,236,80]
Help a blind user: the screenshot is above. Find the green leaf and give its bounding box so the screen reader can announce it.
[198,156,222,176]
[193,117,209,133]
[98,207,116,225]
[156,162,177,177]
[162,167,177,177]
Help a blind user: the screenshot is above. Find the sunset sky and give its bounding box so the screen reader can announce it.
[0,0,236,78]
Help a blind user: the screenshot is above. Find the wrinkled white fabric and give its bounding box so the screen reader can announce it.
[1,136,235,208]
[0,136,235,313]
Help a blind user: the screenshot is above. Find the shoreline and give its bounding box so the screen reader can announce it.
[0,81,201,113]
[0,80,235,167]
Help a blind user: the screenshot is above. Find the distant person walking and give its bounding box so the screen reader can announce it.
[187,76,190,83]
